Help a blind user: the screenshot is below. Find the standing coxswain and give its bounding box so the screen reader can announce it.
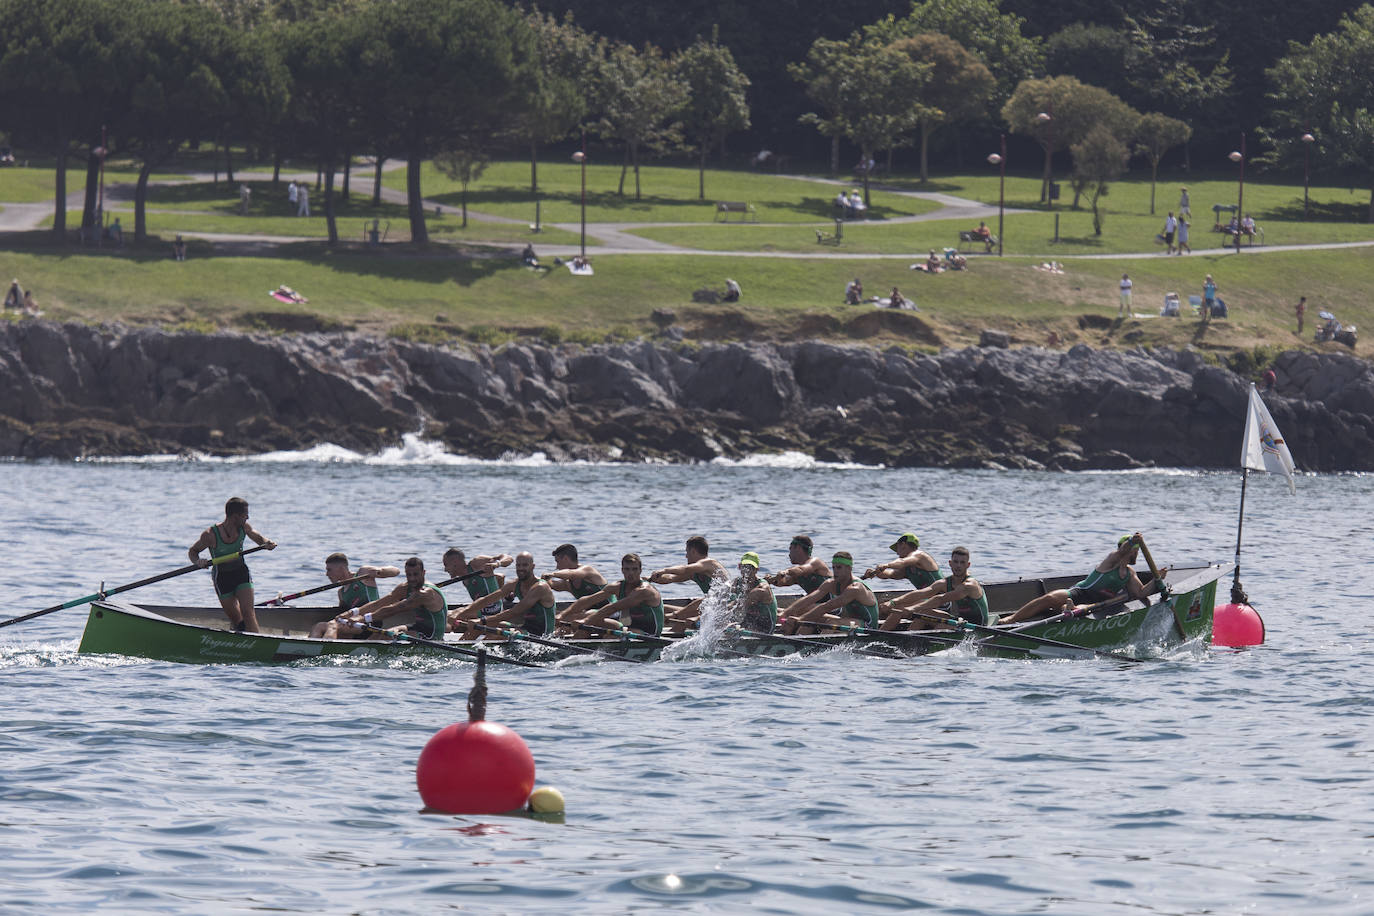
[187,497,276,633]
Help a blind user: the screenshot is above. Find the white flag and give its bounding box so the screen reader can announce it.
[1241,384,1296,493]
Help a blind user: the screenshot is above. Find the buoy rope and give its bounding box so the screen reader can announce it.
[467,649,487,722]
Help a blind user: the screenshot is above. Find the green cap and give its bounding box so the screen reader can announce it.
[889,532,919,551]
[739,551,760,569]
[1118,534,1136,547]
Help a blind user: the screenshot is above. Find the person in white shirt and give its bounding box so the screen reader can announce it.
[1163,212,1177,254]
[1119,274,1133,317]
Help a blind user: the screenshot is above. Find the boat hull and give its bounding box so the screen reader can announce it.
[76,562,1226,666]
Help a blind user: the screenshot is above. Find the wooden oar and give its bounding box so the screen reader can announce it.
[355,624,546,668]
[807,619,967,647]
[0,546,270,630]
[904,609,1145,662]
[435,569,494,590]
[473,623,642,663]
[1133,534,1168,595]
[574,621,675,645]
[257,573,369,607]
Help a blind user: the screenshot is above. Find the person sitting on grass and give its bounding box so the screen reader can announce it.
[889,287,910,310]
[844,277,863,305]
[723,278,741,302]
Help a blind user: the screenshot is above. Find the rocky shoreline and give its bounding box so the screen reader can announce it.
[2,321,1372,470]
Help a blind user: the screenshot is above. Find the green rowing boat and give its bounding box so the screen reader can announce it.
[75,561,1226,665]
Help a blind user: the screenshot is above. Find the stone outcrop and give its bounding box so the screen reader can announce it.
[2,320,1373,470]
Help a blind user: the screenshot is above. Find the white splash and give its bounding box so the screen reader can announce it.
[709,450,883,470]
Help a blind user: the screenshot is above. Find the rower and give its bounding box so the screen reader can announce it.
[307,553,400,638]
[863,532,941,591]
[999,533,1156,625]
[765,534,831,593]
[448,551,557,638]
[187,496,276,633]
[544,543,609,608]
[780,551,879,634]
[442,547,513,604]
[734,552,779,634]
[651,535,727,631]
[879,546,988,630]
[333,556,446,640]
[557,553,665,637]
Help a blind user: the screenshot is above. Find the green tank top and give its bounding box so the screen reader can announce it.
[796,570,828,593]
[618,581,664,636]
[211,524,246,559]
[410,581,446,638]
[1073,566,1128,596]
[464,572,503,600]
[338,579,380,610]
[514,581,556,634]
[692,571,716,594]
[840,585,880,628]
[944,575,989,626]
[742,590,779,633]
[905,565,942,589]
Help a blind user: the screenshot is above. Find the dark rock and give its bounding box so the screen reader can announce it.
[979,329,1011,348]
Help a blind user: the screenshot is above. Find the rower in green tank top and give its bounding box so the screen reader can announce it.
[780,551,878,634]
[735,552,779,634]
[878,546,988,631]
[544,543,610,610]
[307,553,401,640]
[330,556,447,640]
[557,553,665,638]
[449,552,559,638]
[863,532,942,591]
[651,535,728,633]
[766,534,832,596]
[187,496,277,634]
[1000,534,1160,625]
[441,547,514,604]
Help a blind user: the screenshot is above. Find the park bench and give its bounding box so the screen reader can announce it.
[714,201,757,222]
[958,230,996,253]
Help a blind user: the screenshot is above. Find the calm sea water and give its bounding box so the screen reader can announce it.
[2,446,1371,914]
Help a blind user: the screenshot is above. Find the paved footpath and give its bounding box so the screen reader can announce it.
[3,168,1371,262]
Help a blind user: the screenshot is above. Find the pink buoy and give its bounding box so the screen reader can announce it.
[1213,602,1265,647]
[416,720,535,814]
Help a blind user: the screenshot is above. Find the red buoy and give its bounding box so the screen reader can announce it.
[1213,602,1265,647]
[416,720,535,815]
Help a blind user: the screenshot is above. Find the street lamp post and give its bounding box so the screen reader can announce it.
[93,125,108,247]
[1302,128,1315,220]
[572,130,587,261]
[1228,133,1246,253]
[987,134,1005,257]
[1037,110,1053,209]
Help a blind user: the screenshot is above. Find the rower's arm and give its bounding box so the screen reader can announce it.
[650,559,712,584]
[863,561,904,580]
[473,553,514,570]
[187,529,213,566]
[784,587,824,618]
[351,586,405,622]
[358,565,400,581]
[563,584,615,617]
[242,521,276,550]
[899,584,957,617]
[465,581,517,617]
[890,581,943,610]
[768,563,808,587]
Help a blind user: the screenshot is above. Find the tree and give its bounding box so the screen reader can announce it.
[519,10,602,194]
[1134,112,1192,215]
[673,30,751,200]
[788,36,858,178]
[1071,125,1131,235]
[353,0,534,245]
[1045,23,1134,99]
[1002,76,1139,205]
[841,42,931,204]
[435,144,489,228]
[0,0,141,239]
[870,0,1043,106]
[888,33,994,182]
[594,41,686,200]
[1264,5,1374,221]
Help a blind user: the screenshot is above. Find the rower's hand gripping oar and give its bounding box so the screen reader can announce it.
[257,573,370,607]
[0,545,271,630]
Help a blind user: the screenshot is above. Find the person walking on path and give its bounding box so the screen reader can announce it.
[1119,274,1133,317]
[1176,217,1191,255]
[1162,212,1177,255]
[297,183,310,217]
[1296,296,1306,335]
[1178,187,1190,218]
[288,181,298,207]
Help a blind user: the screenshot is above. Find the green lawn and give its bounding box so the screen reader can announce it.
[0,164,190,204]
[382,160,942,224]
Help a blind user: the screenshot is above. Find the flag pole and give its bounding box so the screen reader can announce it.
[1231,466,1249,604]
